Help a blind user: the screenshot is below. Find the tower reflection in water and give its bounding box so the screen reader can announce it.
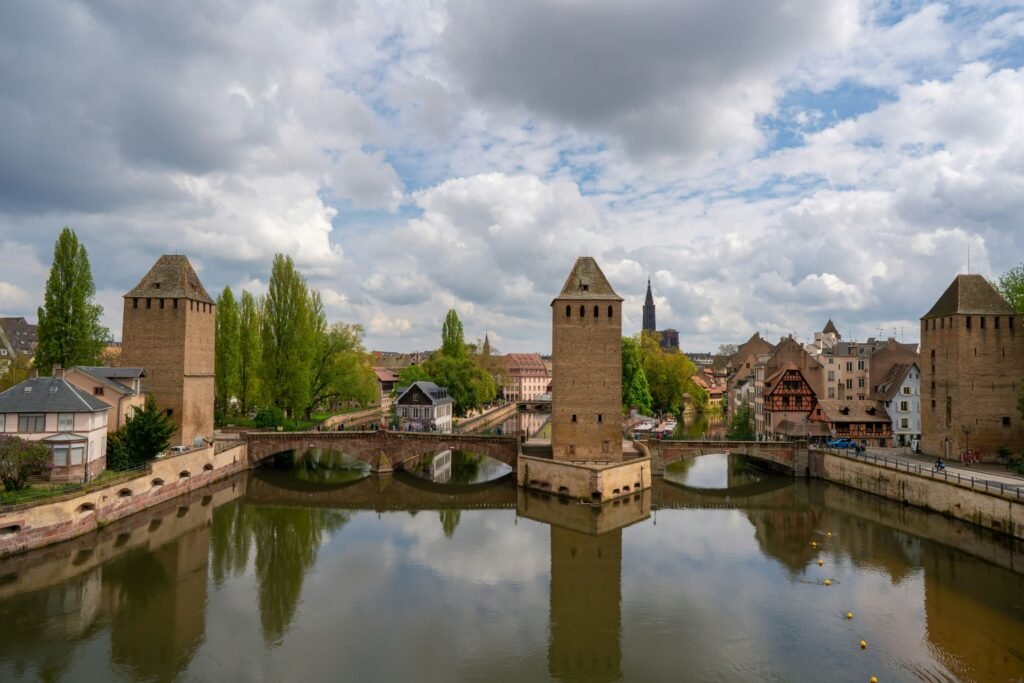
[517,489,651,683]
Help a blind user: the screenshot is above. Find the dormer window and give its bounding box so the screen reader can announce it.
[580,283,589,291]
[154,282,161,289]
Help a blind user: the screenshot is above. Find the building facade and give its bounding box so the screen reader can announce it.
[0,370,110,482]
[552,258,623,462]
[395,381,454,432]
[874,362,921,448]
[808,398,894,447]
[64,366,146,431]
[120,255,215,447]
[0,317,37,367]
[920,274,1024,460]
[504,353,551,401]
[374,368,398,411]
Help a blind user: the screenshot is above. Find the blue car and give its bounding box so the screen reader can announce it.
[827,438,856,449]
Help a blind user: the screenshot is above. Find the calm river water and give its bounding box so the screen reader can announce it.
[1,451,1023,682]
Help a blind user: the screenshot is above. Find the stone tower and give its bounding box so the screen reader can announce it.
[551,257,623,462]
[642,278,656,333]
[920,274,1024,459]
[120,255,215,446]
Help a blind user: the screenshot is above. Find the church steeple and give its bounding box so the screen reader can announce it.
[642,277,656,332]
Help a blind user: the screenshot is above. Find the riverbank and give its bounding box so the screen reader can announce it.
[0,441,247,557]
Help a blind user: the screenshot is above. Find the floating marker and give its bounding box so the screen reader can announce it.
[847,612,854,620]
[812,541,817,548]
[860,640,867,649]
[827,532,832,537]
[818,559,823,566]
[824,579,831,586]
[870,677,878,683]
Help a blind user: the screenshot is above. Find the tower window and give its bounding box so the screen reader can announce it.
[173,299,178,309]
[579,305,585,317]
[146,298,151,309]
[980,317,986,329]
[593,305,599,317]
[966,316,971,329]
[597,414,603,423]
[1003,416,1011,427]
[159,299,165,309]
[571,414,577,423]
[565,305,571,318]
[995,316,1000,329]
[608,305,613,318]
[133,298,138,309]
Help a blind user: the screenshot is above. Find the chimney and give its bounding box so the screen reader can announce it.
[53,363,64,379]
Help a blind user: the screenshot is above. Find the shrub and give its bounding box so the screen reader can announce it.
[254,406,285,429]
[0,435,52,491]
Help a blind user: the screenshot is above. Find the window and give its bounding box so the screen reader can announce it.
[146,298,152,309]
[565,305,571,318]
[846,379,853,389]
[173,299,178,309]
[597,414,603,423]
[1011,316,1015,330]
[846,362,853,372]
[608,305,613,318]
[902,386,912,395]
[58,413,73,431]
[980,316,986,329]
[94,387,104,396]
[827,371,835,381]
[899,401,909,412]
[857,360,865,371]
[828,387,835,398]
[70,446,84,465]
[133,298,139,309]
[593,305,599,317]
[18,414,44,433]
[900,418,910,429]
[941,318,944,329]
[967,316,972,329]
[159,298,165,309]
[0,414,4,431]
[52,445,68,466]
[165,408,174,417]
[579,305,585,317]
[571,414,577,423]
[930,349,935,358]
[1004,416,1012,427]
[995,316,1000,329]
[858,378,865,388]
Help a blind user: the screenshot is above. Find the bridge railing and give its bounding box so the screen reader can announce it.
[816,446,1024,501]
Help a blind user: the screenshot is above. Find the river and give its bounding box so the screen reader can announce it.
[1,450,1022,682]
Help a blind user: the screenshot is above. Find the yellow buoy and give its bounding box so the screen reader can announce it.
[870,677,878,683]
[847,612,854,620]
[824,579,831,586]
[818,559,823,566]
[860,640,867,649]
[812,541,817,548]
[828,532,832,537]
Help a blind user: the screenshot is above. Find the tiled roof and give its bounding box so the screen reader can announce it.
[373,368,398,382]
[0,377,110,413]
[505,353,547,370]
[124,255,214,304]
[0,317,37,356]
[872,362,916,401]
[71,366,145,395]
[554,257,623,301]
[395,381,453,405]
[812,399,890,423]
[822,319,840,336]
[922,274,1014,319]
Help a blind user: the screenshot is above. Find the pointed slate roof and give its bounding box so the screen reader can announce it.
[922,274,1014,319]
[644,278,654,305]
[553,257,622,302]
[822,319,840,336]
[124,255,214,304]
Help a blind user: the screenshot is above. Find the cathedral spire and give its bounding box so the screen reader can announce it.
[642,277,656,332]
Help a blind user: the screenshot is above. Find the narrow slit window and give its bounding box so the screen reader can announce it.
[565,305,571,318]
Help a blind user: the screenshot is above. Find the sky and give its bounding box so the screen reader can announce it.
[1,1,1023,354]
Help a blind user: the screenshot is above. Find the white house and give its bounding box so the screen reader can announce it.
[874,362,921,449]
[0,369,111,482]
[394,381,454,432]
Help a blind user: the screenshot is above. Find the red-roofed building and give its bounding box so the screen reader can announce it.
[374,367,399,410]
[504,353,550,401]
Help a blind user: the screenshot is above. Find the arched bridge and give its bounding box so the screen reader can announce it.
[646,440,810,477]
[243,430,520,472]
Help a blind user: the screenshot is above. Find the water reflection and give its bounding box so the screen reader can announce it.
[2,465,1024,681]
[483,410,552,437]
[664,452,768,489]
[269,448,371,485]
[406,449,513,484]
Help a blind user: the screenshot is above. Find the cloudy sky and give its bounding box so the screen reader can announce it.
[2,1,1023,353]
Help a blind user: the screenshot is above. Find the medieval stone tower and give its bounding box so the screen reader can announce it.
[551,257,623,462]
[920,274,1024,459]
[120,255,215,446]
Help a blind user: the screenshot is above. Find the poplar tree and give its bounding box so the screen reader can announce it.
[238,290,262,415]
[261,255,313,417]
[622,336,653,414]
[441,309,466,358]
[35,227,108,372]
[215,286,241,414]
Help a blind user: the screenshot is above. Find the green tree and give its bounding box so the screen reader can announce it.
[424,353,496,416]
[729,401,755,440]
[0,435,52,491]
[997,263,1024,313]
[398,364,431,385]
[35,227,108,372]
[439,509,461,538]
[106,395,177,470]
[0,355,33,392]
[638,332,698,416]
[261,255,313,417]
[441,309,466,358]
[306,319,378,419]
[238,290,263,415]
[622,336,653,414]
[215,286,241,415]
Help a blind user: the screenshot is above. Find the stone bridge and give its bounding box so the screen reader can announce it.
[243,430,520,472]
[517,399,551,412]
[646,439,810,477]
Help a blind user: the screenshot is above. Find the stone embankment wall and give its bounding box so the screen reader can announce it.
[0,442,247,557]
[454,402,517,433]
[820,452,1024,540]
[318,407,384,430]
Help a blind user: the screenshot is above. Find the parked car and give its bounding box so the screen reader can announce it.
[169,445,189,454]
[827,438,856,449]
